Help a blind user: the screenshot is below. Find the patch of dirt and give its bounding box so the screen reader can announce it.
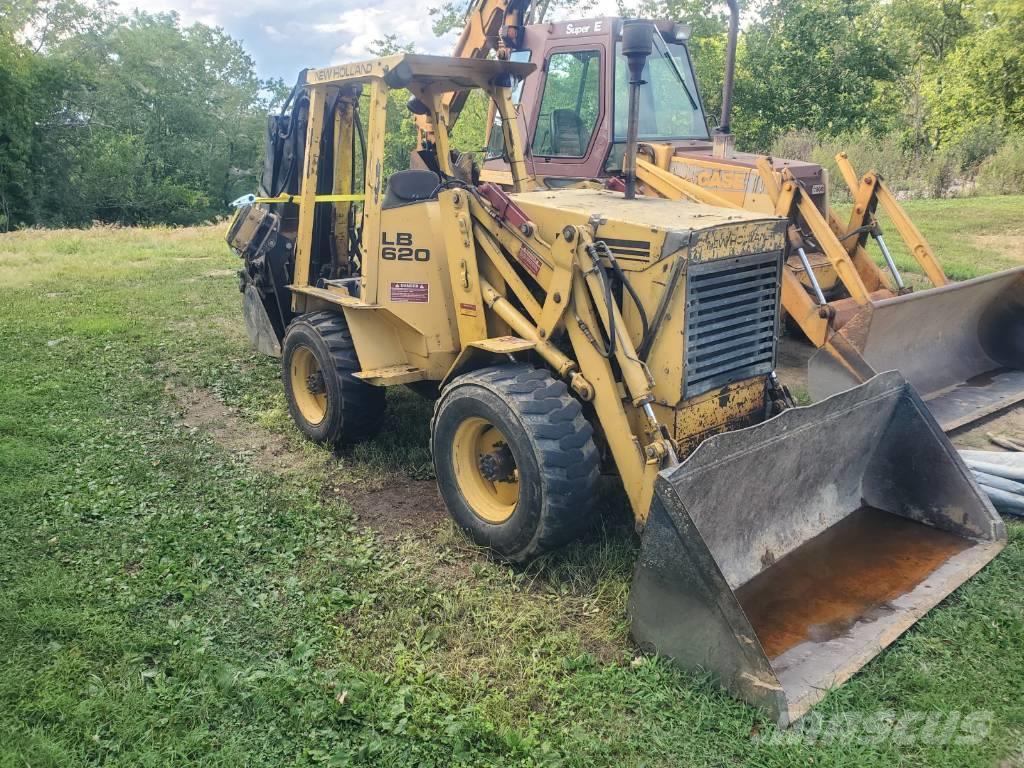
[165,316,249,344]
[168,379,447,541]
[326,480,448,538]
[166,382,323,476]
[951,408,1024,451]
[167,386,627,669]
[203,268,237,278]
[775,334,814,395]
[970,231,1024,262]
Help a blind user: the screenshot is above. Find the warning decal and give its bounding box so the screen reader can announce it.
[517,245,542,276]
[390,281,429,303]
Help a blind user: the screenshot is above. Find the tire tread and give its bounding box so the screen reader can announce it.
[431,364,600,561]
[283,311,385,445]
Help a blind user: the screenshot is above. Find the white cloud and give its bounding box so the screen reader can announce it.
[113,0,631,78]
[116,0,458,77]
[322,8,455,61]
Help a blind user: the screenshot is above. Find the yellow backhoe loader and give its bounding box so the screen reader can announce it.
[226,53,1005,726]
[420,0,1024,431]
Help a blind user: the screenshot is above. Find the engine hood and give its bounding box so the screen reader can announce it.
[510,188,786,268]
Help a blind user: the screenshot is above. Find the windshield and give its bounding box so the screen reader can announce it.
[613,36,709,141]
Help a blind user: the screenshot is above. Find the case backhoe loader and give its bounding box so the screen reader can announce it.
[422,0,1024,431]
[226,53,1004,727]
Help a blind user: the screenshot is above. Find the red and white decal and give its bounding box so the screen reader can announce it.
[517,245,542,276]
[390,281,429,303]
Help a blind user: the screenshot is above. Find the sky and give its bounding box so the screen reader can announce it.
[118,0,623,81]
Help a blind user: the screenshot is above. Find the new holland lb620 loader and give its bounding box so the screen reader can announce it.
[430,1,1024,431]
[226,53,1005,726]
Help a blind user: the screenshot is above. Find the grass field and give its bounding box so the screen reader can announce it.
[1,196,1023,766]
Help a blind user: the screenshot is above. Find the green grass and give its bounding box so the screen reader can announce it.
[838,195,1024,281]
[1,202,1023,766]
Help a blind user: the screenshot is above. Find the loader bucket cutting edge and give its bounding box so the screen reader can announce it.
[628,372,1005,727]
[808,266,1024,431]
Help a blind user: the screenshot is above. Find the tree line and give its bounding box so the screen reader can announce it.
[0,1,285,230]
[2,0,1022,230]
[631,0,1024,197]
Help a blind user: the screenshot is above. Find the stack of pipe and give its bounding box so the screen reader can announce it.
[959,449,1024,515]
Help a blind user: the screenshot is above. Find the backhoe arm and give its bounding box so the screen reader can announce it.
[416,0,536,146]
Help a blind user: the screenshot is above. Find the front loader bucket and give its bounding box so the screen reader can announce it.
[808,267,1024,431]
[629,372,1005,727]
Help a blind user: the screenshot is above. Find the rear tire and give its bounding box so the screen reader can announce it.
[430,364,600,563]
[281,311,386,446]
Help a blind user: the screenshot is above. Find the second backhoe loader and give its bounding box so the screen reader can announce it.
[426,0,1024,431]
[227,53,1005,727]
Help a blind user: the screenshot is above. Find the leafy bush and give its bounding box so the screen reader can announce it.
[945,121,1006,172]
[977,136,1024,195]
[770,128,1009,200]
[769,129,819,162]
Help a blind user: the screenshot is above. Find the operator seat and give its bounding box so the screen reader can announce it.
[550,109,589,156]
[382,169,440,210]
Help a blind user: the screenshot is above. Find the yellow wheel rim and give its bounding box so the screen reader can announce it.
[290,345,328,426]
[452,417,520,523]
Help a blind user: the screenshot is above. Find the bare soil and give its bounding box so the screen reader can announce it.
[166,381,323,476]
[325,479,448,538]
[165,382,662,667]
[168,380,449,540]
[951,408,1024,450]
[775,334,814,395]
[970,231,1024,263]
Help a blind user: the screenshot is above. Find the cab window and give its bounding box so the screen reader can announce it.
[612,37,709,141]
[531,49,601,158]
[484,50,531,159]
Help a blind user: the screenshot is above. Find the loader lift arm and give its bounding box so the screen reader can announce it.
[634,145,1024,431]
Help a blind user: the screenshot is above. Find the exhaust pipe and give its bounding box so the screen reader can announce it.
[713,0,739,158]
[621,21,655,199]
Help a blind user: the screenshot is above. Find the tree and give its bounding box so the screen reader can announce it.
[0,5,275,227]
[916,0,1024,147]
[730,0,901,150]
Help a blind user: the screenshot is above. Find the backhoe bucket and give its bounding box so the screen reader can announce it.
[629,372,1005,727]
[808,267,1024,431]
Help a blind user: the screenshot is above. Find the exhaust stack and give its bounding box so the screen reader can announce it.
[713,0,739,158]
[621,21,654,199]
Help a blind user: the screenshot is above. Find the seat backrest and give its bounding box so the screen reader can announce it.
[550,109,588,156]
[382,169,440,210]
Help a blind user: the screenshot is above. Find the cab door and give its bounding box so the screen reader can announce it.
[481,22,614,187]
[529,47,604,176]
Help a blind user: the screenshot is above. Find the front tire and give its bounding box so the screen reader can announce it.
[430,365,600,563]
[281,311,385,446]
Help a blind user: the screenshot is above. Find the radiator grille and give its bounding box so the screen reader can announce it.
[684,250,782,398]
